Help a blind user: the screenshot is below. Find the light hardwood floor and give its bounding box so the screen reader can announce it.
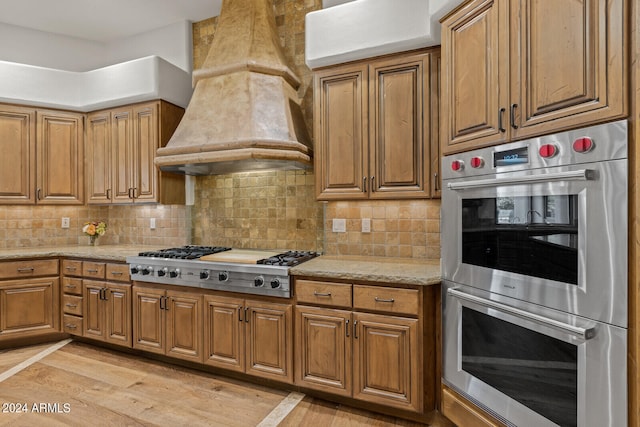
[0,340,441,426]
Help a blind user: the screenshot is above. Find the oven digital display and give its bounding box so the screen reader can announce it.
[494,146,529,167]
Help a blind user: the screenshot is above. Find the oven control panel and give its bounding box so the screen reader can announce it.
[442,119,627,180]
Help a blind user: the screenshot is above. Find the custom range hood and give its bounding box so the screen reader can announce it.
[155,0,312,175]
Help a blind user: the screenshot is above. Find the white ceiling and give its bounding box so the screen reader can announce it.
[0,0,222,42]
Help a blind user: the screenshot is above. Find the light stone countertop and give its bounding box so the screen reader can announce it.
[0,245,164,262]
[289,255,441,286]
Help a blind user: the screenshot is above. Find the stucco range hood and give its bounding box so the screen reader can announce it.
[155,0,312,176]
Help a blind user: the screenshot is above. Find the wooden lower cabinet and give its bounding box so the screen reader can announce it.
[294,279,433,415]
[0,277,60,340]
[204,295,293,384]
[132,286,203,363]
[295,305,421,412]
[83,280,131,347]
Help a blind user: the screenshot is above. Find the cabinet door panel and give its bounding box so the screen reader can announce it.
[133,103,159,202]
[112,109,134,203]
[105,284,131,346]
[513,0,626,137]
[0,107,35,204]
[353,312,421,412]
[314,65,368,199]
[245,301,292,383]
[369,55,429,198]
[295,306,352,396]
[36,110,84,204]
[0,277,58,337]
[132,287,164,354]
[86,112,112,204]
[83,281,105,340]
[441,0,509,153]
[166,291,202,362]
[204,296,244,372]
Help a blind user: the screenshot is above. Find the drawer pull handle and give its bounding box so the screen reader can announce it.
[110,272,123,276]
[65,324,77,329]
[313,291,332,297]
[86,269,99,273]
[65,266,77,271]
[17,267,35,273]
[345,319,350,337]
[65,303,77,308]
[65,284,77,289]
[374,297,395,303]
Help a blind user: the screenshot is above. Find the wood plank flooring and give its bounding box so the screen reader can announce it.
[0,340,444,426]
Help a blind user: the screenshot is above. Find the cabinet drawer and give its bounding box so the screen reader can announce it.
[62,259,83,277]
[62,294,83,316]
[82,262,105,279]
[296,280,352,308]
[106,263,130,282]
[62,314,82,335]
[353,285,419,316]
[0,259,58,279]
[62,277,83,296]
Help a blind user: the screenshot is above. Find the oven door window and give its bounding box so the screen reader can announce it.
[462,306,578,427]
[462,195,578,284]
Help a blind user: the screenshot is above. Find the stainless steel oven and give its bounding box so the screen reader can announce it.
[441,120,628,427]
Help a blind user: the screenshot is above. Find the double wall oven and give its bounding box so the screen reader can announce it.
[441,120,628,427]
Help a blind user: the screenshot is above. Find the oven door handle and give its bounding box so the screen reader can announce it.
[448,288,595,340]
[447,169,594,190]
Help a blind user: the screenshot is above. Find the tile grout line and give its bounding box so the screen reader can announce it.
[256,391,306,427]
[0,338,72,383]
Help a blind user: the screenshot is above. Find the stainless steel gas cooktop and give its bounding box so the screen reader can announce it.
[127,246,319,298]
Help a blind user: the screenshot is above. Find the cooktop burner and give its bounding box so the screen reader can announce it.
[257,251,319,266]
[138,245,231,259]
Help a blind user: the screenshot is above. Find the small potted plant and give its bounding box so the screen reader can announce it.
[83,221,107,246]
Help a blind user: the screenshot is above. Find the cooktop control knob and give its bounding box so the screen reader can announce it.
[200,270,210,280]
[169,269,180,278]
[254,276,265,287]
[142,266,153,275]
[157,267,168,277]
[131,265,141,275]
[218,271,229,282]
[270,279,280,289]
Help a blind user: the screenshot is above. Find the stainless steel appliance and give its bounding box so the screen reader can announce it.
[127,246,319,298]
[441,120,628,427]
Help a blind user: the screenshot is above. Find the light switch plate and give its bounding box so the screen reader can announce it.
[150,218,156,229]
[361,218,371,233]
[332,218,346,233]
[61,217,70,229]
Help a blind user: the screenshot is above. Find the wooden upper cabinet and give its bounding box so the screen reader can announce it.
[511,0,626,138]
[86,100,185,205]
[314,48,440,200]
[369,54,430,198]
[0,105,83,205]
[0,106,35,204]
[314,63,368,199]
[36,109,84,204]
[440,0,627,154]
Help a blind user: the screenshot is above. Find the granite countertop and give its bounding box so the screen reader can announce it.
[0,245,164,262]
[290,255,441,286]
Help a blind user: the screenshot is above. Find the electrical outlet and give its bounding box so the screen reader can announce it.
[150,218,156,229]
[61,217,70,229]
[332,218,346,233]
[361,218,371,233]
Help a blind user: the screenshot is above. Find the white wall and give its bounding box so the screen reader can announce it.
[0,20,193,72]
